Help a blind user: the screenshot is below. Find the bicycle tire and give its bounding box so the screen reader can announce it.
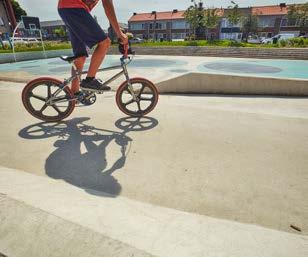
[22,77,75,122]
[116,78,159,117]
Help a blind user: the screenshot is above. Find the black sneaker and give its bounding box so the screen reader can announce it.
[80,78,111,92]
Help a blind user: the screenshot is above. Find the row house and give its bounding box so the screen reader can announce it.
[18,20,68,40]
[219,4,307,40]
[219,7,251,40]
[253,4,307,38]
[128,3,307,41]
[128,10,193,41]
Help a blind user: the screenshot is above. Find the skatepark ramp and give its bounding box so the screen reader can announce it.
[157,73,308,96]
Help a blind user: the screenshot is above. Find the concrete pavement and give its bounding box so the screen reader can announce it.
[0,81,308,256]
[1,166,307,257]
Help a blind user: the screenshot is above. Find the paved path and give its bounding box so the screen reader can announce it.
[0,81,307,256]
[1,166,307,257]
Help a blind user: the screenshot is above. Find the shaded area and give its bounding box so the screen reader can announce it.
[204,62,282,74]
[19,116,158,197]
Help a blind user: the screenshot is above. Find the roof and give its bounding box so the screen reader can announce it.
[252,5,288,16]
[129,11,186,22]
[40,20,65,27]
[129,9,224,22]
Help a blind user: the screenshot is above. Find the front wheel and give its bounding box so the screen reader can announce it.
[22,77,75,122]
[116,78,159,117]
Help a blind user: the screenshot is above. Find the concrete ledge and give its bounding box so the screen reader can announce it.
[2,46,308,64]
[108,46,308,60]
[0,49,73,64]
[0,195,153,257]
[157,73,308,96]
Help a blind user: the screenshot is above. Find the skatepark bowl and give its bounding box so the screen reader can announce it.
[0,55,308,79]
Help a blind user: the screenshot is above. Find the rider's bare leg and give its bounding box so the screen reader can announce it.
[87,38,111,78]
[71,56,86,93]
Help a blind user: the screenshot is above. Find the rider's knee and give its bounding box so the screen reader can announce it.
[78,56,87,62]
[98,37,111,48]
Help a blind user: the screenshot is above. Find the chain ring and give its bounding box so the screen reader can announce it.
[78,91,97,106]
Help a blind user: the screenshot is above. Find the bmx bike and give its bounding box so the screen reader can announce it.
[22,46,159,122]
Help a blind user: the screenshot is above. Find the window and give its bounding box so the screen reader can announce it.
[172,33,187,39]
[0,17,4,26]
[281,18,300,27]
[258,17,276,28]
[29,24,37,30]
[155,22,166,30]
[172,21,189,29]
[220,18,241,28]
[130,23,144,30]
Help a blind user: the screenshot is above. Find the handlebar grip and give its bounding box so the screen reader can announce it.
[124,44,129,58]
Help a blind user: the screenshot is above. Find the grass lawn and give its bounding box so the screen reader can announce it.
[0,42,72,53]
[1,39,307,53]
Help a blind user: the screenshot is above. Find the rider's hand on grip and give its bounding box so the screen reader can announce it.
[118,40,134,57]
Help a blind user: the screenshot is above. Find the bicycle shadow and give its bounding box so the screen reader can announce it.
[19,116,158,197]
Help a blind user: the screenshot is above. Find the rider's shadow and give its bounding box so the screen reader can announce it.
[19,116,158,197]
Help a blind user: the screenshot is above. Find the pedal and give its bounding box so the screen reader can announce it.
[76,91,97,106]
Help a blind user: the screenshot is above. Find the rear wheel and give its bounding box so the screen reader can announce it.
[22,78,75,122]
[116,78,159,117]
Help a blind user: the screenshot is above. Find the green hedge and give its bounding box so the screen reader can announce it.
[0,41,72,53]
[278,38,308,48]
[1,38,307,53]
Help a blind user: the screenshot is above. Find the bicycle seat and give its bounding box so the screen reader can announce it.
[60,56,80,63]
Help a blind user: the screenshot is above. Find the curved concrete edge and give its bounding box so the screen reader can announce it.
[0,49,74,64]
[0,195,155,257]
[2,71,308,97]
[0,166,307,257]
[108,46,308,60]
[156,72,308,96]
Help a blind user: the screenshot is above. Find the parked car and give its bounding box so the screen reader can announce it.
[1,40,11,46]
[10,37,27,44]
[24,38,40,43]
[129,37,144,44]
[262,34,296,44]
[247,35,262,44]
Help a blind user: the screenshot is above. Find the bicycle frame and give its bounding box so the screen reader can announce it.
[46,55,136,106]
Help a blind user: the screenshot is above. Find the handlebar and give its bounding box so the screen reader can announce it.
[118,40,135,59]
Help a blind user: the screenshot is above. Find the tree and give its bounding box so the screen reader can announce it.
[287,3,308,32]
[203,8,220,40]
[184,1,204,40]
[184,0,219,40]
[10,0,27,21]
[227,1,242,40]
[242,13,258,42]
[54,27,66,38]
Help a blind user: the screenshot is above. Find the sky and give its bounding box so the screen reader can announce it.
[18,0,307,27]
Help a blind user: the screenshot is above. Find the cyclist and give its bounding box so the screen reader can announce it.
[58,0,128,93]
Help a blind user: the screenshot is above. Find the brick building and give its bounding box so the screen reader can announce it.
[128,3,307,41]
[0,0,17,39]
[252,5,307,38]
[128,10,193,41]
